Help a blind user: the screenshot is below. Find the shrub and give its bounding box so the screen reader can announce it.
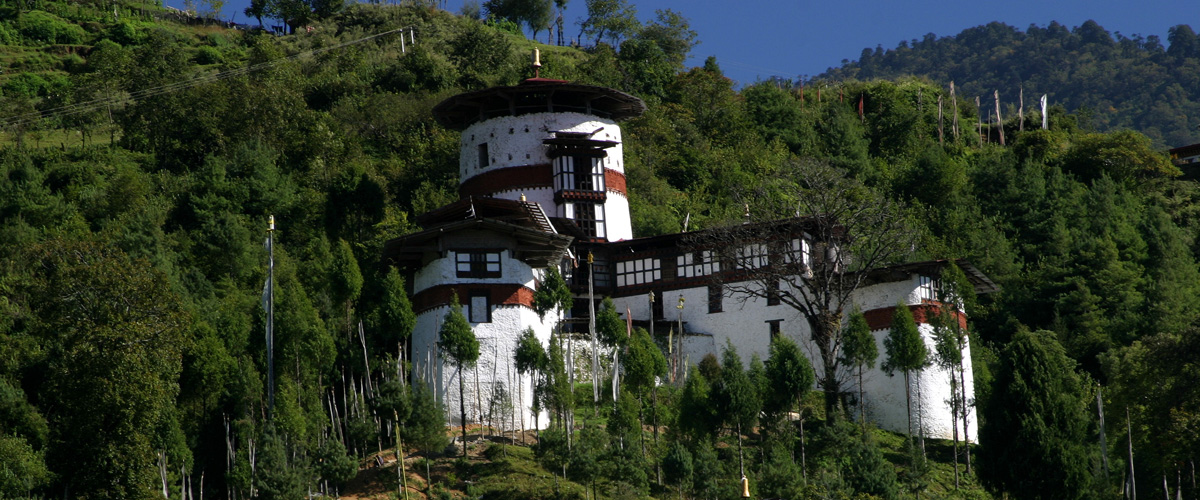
[194,45,223,65]
[19,11,87,44]
[0,22,18,45]
[106,21,145,45]
[62,53,87,72]
[483,16,521,36]
[1,73,50,98]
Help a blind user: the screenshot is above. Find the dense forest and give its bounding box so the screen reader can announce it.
[2,0,1200,498]
[821,20,1200,148]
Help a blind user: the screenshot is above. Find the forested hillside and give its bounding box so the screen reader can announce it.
[1,1,1199,498]
[821,20,1200,148]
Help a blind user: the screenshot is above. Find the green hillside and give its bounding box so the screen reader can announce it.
[1,2,1198,499]
[820,20,1200,148]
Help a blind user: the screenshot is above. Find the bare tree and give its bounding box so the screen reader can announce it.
[689,159,916,421]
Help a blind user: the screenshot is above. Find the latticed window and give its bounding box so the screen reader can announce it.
[735,243,769,269]
[569,203,606,238]
[677,250,720,278]
[918,275,939,301]
[787,237,812,268]
[616,258,661,287]
[555,155,605,192]
[456,251,501,278]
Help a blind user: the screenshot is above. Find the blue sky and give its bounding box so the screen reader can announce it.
[190,0,1199,86]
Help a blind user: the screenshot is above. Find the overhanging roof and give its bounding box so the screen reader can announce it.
[432,79,646,130]
[416,196,554,233]
[861,259,999,294]
[382,218,573,270]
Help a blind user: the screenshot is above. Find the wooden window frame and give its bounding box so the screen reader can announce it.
[455,251,502,279]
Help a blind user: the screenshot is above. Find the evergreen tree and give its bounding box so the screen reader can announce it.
[764,336,814,416]
[661,441,693,498]
[570,423,608,498]
[313,437,357,493]
[676,367,717,442]
[513,327,548,438]
[607,390,639,444]
[329,238,363,311]
[746,353,769,406]
[930,304,965,486]
[622,327,666,398]
[545,332,573,434]
[713,342,759,480]
[405,383,448,484]
[596,296,626,348]
[841,307,877,430]
[759,445,804,499]
[533,267,573,322]
[533,267,573,437]
[689,438,722,500]
[373,268,416,361]
[763,335,815,477]
[621,326,666,465]
[814,421,900,500]
[883,302,928,442]
[255,426,306,500]
[437,295,479,458]
[978,329,1094,500]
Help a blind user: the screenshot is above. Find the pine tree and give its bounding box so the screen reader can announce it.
[622,326,666,462]
[662,441,693,499]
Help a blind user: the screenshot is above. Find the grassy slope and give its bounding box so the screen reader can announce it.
[343,415,996,499]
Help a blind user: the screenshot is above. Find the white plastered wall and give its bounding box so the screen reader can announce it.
[410,304,558,432]
[613,283,814,371]
[611,273,977,440]
[408,250,560,432]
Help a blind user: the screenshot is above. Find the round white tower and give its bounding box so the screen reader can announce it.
[432,79,646,242]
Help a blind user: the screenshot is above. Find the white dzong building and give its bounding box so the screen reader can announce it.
[383,76,998,440]
[383,78,644,432]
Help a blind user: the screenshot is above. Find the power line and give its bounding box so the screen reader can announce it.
[0,26,415,129]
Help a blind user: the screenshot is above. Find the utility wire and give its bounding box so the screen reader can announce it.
[0,26,413,129]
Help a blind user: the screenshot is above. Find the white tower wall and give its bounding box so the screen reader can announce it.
[410,304,558,433]
[458,112,633,241]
